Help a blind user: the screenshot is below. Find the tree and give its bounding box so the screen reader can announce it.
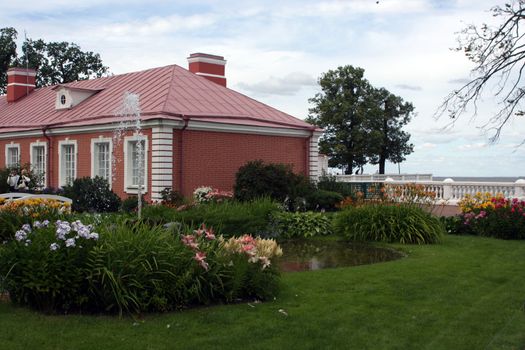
[307,65,371,174]
[307,65,414,175]
[437,1,525,141]
[367,88,415,174]
[0,27,18,94]
[0,28,108,93]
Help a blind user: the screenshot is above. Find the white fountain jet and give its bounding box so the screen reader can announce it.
[115,92,145,219]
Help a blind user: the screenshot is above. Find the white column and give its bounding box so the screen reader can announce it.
[515,179,525,198]
[309,131,322,181]
[151,126,174,201]
[442,178,454,201]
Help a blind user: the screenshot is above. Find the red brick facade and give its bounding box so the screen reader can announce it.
[174,130,307,197]
[1,127,308,200]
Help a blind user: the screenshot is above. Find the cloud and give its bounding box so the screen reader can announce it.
[416,142,437,150]
[237,71,317,96]
[395,83,422,91]
[458,142,487,150]
[100,14,217,37]
[448,78,471,84]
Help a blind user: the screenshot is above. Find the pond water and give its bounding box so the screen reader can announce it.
[278,240,404,272]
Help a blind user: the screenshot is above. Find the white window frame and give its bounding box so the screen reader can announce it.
[58,139,78,187]
[30,141,48,188]
[123,134,148,194]
[5,143,20,168]
[90,137,113,187]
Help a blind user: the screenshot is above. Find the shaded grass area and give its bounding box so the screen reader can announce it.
[1,235,525,349]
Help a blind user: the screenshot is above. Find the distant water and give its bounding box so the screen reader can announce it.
[433,176,524,183]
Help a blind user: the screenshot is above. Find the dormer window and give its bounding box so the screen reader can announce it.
[53,85,103,110]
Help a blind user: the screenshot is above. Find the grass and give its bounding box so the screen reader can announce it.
[1,234,525,349]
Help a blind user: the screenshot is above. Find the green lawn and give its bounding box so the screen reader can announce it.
[1,234,524,349]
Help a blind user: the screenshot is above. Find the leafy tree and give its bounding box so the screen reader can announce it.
[0,27,18,94]
[0,27,108,93]
[437,1,525,141]
[307,65,371,174]
[307,65,414,174]
[367,88,415,174]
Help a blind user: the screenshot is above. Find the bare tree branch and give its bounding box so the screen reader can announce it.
[437,0,525,142]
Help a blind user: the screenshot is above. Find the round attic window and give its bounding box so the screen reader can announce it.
[60,94,66,105]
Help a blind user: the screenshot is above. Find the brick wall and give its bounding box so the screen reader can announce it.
[175,130,307,197]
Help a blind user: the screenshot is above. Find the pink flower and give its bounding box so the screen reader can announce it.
[194,223,207,237]
[205,228,215,240]
[182,235,199,250]
[194,251,209,270]
[240,234,255,245]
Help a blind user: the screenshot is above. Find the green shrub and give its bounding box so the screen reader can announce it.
[0,218,282,315]
[234,160,314,206]
[305,189,344,211]
[121,196,139,212]
[0,219,98,312]
[160,188,186,206]
[334,204,444,244]
[272,211,333,238]
[141,198,281,237]
[62,177,121,213]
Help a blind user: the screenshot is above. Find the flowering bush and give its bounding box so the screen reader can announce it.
[0,198,71,218]
[193,186,233,204]
[0,198,71,242]
[0,218,282,314]
[456,193,525,239]
[0,219,98,312]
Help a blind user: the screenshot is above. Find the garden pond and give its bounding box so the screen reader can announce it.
[278,240,405,272]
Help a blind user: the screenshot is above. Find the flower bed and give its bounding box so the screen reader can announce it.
[457,193,525,239]
[0,218,282,315]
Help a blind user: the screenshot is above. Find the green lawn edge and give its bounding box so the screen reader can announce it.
[1,234,524,350]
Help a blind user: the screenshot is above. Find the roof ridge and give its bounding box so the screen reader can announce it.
[162,65,178,113]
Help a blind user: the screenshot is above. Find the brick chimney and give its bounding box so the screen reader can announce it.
[187,53,227,87]
[7,68,36,102]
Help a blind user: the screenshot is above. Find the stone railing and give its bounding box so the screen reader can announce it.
[380,178,525,205]
[336,174,434,182]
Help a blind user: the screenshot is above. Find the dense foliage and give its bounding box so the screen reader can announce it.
[0,219,282,315]
[271,211,333,238]
[306,65,414,174]
[334,204,444,244]
[62,177,121,213]
[234,160,312,206]
[0,198,70,242]
[141,198,281,237]
[456,193,525,239]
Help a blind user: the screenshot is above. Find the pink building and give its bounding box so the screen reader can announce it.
[0,53,321,201]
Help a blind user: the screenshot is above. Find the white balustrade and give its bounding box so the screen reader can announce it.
[339,177,525,205]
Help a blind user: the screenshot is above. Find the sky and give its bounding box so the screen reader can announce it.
[2,0,525,177]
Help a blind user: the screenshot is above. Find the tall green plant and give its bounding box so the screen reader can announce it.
[334,204,444,244]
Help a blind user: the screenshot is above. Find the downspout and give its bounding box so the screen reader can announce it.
[179,115,190,194]
[42,126,51,188]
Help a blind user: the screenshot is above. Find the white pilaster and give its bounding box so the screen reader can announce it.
[151,126,174,201]
[309,131,322,182]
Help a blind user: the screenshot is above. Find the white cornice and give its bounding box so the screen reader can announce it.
[7,70,36,77]
[187,57,226,65]
[0,117,311,139]
[195,72,226,79]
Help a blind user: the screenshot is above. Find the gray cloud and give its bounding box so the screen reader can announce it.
[395,83,422,91]
[237,72,317,96]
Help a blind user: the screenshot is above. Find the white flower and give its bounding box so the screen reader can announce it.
[65,238,76,248]
[24,239,31,246]
[15,230,27,241]
[21,223,32,233]
[42,220,50,227]
[34,221,42,228]
[89,232,99,240]
[50,243,60,251]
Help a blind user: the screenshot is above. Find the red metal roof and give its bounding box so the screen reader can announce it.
[0,64,315,132]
